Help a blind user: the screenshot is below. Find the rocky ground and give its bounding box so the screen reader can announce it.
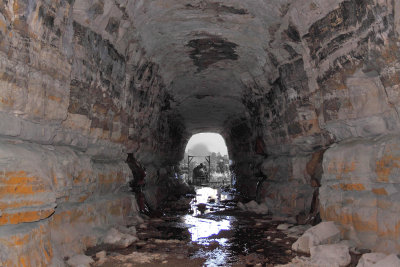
[64,187,400,267]
[81,214,305,266]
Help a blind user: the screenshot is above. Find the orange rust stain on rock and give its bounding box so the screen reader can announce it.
[0,223,53,266]
[376,155,400,182]
[320,206,353,225]
[3,176,37,184]
[339,183,366,191]
[0,183,45,196]
[353,212,378,232]
[372,188,388,195]
[43,238,53,262]
[0,171,47,196]
[78,195,89,202]
[47,95,62,103]
[0,209,54,225]
[20,256,27,267]
[0,200,46,210]
[322,206,378,233]
[340,213,353,225]
[11,232,30,246]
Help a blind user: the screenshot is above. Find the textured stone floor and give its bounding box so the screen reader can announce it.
[85,187,305,267]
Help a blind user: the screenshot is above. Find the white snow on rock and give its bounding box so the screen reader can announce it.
[103,227,138,248]
[292,221,341,253]
[237,200,269,214]
[66,254,94,267]
[356,252,387,267]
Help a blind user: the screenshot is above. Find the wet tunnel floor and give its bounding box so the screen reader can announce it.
[86,187,305,266]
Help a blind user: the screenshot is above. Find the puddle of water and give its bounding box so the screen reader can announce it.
[185,212,236,266]
[190,186,235,216]
[195,247,231,266]
[184,186,238,266]
[185,186,236,243]
[184,215,234,242]
[86,186,298,267]
[194,186,233,203]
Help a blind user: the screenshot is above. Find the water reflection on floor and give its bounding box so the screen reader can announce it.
[87,186,298,266]
[185,186,235,244]
[184,186,237,266]
[190,186,235,216]
[184,215,233,242]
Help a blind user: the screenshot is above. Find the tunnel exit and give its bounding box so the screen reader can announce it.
[181,133,231,187]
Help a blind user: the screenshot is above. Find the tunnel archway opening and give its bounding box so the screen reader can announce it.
[181,133,231,187]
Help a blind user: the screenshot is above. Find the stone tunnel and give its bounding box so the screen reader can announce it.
[1,0,400,266]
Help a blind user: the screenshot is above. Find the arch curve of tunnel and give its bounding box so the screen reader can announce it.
[1,0,400,265]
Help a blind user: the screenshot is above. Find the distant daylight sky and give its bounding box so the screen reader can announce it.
[185,133,228,156]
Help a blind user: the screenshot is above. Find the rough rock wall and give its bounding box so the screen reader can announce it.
[235,0,400,252]
[71,1,188,208]
[313,0,400,253]
[229,0,334,217]
[0,0,178,265]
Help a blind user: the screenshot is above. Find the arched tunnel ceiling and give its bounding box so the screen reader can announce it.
[130,0,284,132]
[71,0,357,135]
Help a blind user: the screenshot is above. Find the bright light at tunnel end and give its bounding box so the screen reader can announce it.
[185,133,228,156]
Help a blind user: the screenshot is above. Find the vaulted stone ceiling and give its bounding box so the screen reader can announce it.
[72,0,289,132]
[70,0,380,136]
[130,0,277,132]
